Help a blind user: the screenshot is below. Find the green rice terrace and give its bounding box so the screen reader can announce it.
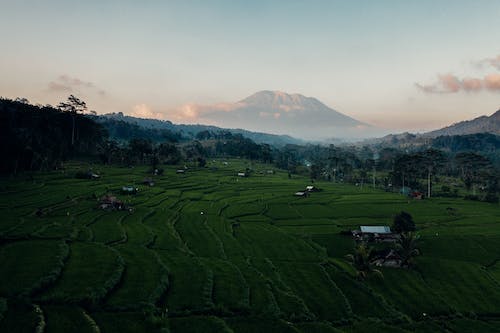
[0,159,499,333]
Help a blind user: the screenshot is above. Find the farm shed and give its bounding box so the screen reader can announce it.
[306,185,320,192]
[294,191,308,197]
[360,226,391,234]
[372,249,402,267]
[121,186,138,194]
[411,191,423,200]
[353,226,398,242]
[237,172,247,177]
[176,169,185,174]
[99,195,126,211]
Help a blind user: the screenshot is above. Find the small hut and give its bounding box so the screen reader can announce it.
[99,195,126,210]
[121,186,138,194]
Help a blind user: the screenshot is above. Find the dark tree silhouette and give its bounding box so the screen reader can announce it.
[396,232,420,268]
[392,211,416,233]
[346,242,383,280]
[58,95,87,146]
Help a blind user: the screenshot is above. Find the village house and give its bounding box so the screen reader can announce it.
[99,194,126,211]
[352,225,399,242]
[305,185,320,192]
[121,186,138,194]
[372,249,403,267]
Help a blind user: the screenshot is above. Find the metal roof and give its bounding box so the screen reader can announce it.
[360,226,391,234]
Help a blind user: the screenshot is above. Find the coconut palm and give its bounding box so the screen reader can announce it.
[396,232,420,267]
[346,242,383,280]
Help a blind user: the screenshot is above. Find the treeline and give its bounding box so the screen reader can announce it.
[93,117,183,143]
[0,98,106,174]
[278,143,499,202]
[1,97,498,202]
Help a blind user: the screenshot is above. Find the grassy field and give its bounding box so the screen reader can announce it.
[0,159,499,332]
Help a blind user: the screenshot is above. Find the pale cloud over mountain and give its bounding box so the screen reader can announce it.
[417,54,500,94]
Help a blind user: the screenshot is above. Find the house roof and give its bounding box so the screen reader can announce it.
[360,226,391,234]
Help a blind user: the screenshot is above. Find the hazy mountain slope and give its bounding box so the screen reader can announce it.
[200,90,373,139]
[424,109,500,137]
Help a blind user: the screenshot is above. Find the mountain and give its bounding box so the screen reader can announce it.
[424,109,500,137]
[96,112,304,146]
[197,91,376,139]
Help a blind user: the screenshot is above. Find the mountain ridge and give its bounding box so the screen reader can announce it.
[424,109,500,137]
[199,90,373,139]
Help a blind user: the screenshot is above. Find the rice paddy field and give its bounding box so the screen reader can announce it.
[0,159,499,332]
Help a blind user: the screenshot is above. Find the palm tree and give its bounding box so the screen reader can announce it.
[346,242,383,280]
[396,232,420,268]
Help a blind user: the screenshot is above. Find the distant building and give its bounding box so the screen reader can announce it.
[360,226,392,234]
[372,249,402,267]
[237,172,247,177]
[294,191,308,197]
[305,185,320,192]
[353,226,398,242]
[176,169,185,174]
[121,186,138,194]
[411,191,423,200]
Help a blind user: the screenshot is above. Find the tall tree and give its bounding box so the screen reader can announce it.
[455,152,493,194]
[392,211,416,233]
[58,95,87,146]
[419,149,447,198]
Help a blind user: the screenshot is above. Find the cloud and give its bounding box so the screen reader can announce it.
[165,102,243,123]
[475,54,500,70]
[417,54,500,94]
[48,81,73,92]
[47,75,106,96]
[416,73,500,93]
[130,104,165,119]
[484,73,500,90]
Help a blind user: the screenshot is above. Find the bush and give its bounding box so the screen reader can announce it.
[392,211,416,233]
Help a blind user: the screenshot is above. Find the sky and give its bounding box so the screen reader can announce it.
[1,0,500,134]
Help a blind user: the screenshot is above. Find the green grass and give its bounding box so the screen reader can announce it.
[91,311,168,333]
[0,160,499,332]
[40,242,124,304]
[155,252,215,314]
[0,240,68,297]
[42,305,98,333]
[105,244,168,310]
[169,316,234,333]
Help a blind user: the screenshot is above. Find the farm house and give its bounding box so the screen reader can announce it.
[121,186,138,194]
[372,249,403,267]
[353,226,398,242]
[99,195,126,211]
[306,185,320,192]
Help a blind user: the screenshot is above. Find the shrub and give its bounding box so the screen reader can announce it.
[392,211,416,233]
